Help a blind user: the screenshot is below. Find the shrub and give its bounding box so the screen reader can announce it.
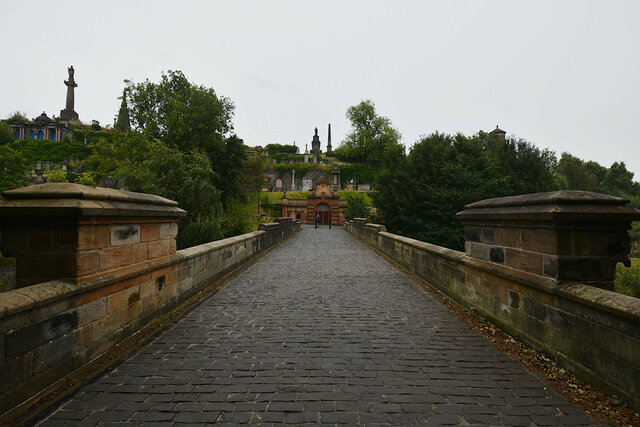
[617,259,640,298]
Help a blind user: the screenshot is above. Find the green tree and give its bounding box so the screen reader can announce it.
[343,192,370,220]
[483,133,559,194]
[335,99,403,166]
[114,88,131,132]
[374,132,509,250]
[123,70,244,203]
[115,135,223,249]
[241,155,267,193]
[0,145,29,195]
[556,153,600,191]
[603,162,639,196]
[0,123,12,144]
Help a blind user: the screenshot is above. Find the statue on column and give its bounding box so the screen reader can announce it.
[60,65,79,122]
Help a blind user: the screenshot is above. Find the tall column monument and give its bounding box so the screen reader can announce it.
[59,65,79,122]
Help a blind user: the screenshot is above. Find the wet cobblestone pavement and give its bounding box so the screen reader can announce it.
[38,225,601,426]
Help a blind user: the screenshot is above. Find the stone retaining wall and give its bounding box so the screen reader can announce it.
[0,193,299,415]
[345,216,640,411]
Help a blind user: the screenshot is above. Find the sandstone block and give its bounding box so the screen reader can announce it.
[148,239,171,260]
[77,225,110,250]
[110,225,141,247]
[494,227,521,248]
[505,248,542,275]
[100,245,132,271]
[159,222,178,239]
[466,241,490,261]
[521,229,557,254]
[107,285,140,314]
[141,224,159,242]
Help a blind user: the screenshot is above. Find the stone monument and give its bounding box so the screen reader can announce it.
[59,65,79,122]
[326,123,332,154]
[311,127,321,153]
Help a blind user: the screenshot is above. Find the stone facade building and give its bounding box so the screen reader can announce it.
[6,112,73,142]
[4,66,81,142]
[282,181,346,225]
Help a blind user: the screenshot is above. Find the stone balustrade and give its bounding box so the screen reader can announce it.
[345,190,640,411]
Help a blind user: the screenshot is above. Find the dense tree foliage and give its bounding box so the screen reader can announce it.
[375,132,516,250]
[557,153,640,207]
[7,139,92,163]
[482,132,558,195]
[343,192,370,220]
[0,123,11,144]
[114,88,131,132]
[265,143,297,155]
[374,129,640,252]
[0,145,29,195]
[122,70,245,204]
[241,155,268,193]
[334,100,404,166]
[90,133,223,249]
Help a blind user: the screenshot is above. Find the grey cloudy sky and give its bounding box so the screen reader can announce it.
[2,0,639,178]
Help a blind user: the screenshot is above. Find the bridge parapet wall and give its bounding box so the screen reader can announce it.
[0,184,300,416]
[345,190,640,411]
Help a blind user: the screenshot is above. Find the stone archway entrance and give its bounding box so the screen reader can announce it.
[316,203,330,225]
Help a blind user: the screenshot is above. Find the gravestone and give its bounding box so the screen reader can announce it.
[302,177,313,191]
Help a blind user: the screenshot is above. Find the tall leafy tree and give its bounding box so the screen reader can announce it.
[114,134,223,249]
[376,133,509,250]
[335,99,403,166]
[122,70,244,203]
[114,88,131,132]
[241,155,268,193]
[483,133,559,194]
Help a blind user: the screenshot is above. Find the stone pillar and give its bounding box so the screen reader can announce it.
[0,183,186,288]
[60,65,79,122]
[457,190,640,290]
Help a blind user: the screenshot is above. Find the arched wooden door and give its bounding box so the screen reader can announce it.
[316,203,330,225]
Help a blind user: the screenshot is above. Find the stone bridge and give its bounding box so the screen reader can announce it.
[0,184,639,425]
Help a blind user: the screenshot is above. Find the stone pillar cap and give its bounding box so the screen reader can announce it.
[457,190,640,222]
[0,183,186,217]
[464,190,629,209]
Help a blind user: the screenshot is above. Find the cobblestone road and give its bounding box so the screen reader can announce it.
[38,225,600,426]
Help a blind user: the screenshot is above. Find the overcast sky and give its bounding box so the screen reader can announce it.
[2,0,639,178]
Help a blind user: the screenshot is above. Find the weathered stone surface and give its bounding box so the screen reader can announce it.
[110,225,140,246]
[345,218,640,411]
[39,226,596,425]
[0,219,299,417]
[457,190,640,288]
[159,222,178,239]
[0,185,186,287]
